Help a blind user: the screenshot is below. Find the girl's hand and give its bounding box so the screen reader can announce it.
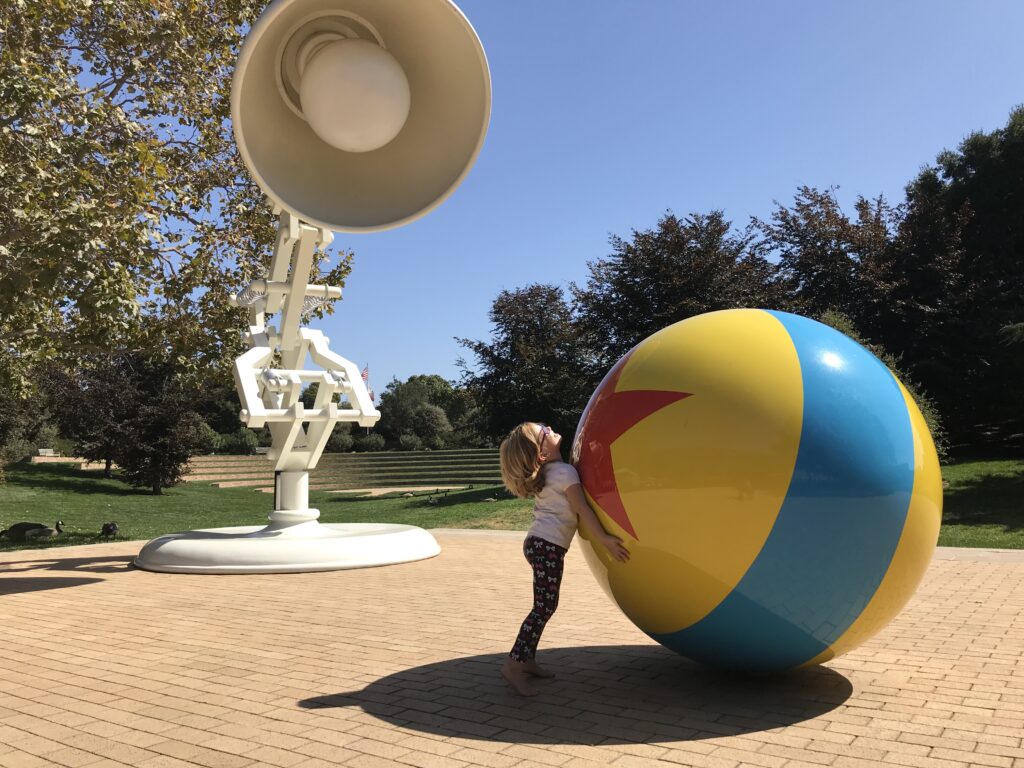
[603,534,630,563]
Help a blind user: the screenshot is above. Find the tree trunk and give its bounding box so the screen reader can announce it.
[151,481,162,495]
[104,457,112,479]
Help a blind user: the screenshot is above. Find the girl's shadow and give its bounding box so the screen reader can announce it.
[299,645,853,744]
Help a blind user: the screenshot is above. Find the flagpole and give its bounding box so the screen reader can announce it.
[362,363,371,435]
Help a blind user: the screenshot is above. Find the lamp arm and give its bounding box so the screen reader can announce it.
[304,329,380,428]
[234,341,274,429]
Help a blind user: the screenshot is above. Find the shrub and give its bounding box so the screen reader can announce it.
[354,432,386,452]
[214,427,260,455]
[326,425,354,452]
[53,437,76,457]
[0,437,34,467]
[412,403,452,450]
[398,433,424,451]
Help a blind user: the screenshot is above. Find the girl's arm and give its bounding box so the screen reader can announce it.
[566,483,630,562]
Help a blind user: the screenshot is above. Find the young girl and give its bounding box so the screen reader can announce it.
[498,422,629,696]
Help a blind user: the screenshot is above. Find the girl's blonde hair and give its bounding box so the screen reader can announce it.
[499,422,546,499]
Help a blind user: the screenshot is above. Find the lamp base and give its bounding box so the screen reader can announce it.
[134,520,440,574]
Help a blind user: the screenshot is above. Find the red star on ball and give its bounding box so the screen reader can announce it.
[573,352,691,540]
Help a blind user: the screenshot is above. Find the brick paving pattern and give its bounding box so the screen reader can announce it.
[1,530,1022,768]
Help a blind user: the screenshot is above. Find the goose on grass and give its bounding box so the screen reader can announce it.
[1,520,64,541]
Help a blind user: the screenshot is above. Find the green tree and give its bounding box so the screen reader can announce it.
[195,378,246,435]
[113,355,212,494]
[43,355,141,478]
[397,433,423,451]
[839,195,906,341]
[753,188,864,319]
[573,211,780,375]
[458,284,593,443]
[410,403,452,450]
[375,375,456,449]
[752,189,936,366]
[213,427,259,455]
[0,382,60,479]
[885,107,1024,449]
[444,386,488,448]
[0,0,353,386]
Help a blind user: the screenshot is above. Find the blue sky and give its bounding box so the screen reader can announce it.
[310,0,1024,395]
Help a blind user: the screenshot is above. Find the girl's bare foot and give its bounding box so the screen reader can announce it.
[501,659,538,696]
[523,660,555,678]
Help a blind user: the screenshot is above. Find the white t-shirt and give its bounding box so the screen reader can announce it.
[527,462,581,550]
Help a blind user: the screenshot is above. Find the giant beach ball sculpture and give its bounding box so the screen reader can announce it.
[570,309,942,672]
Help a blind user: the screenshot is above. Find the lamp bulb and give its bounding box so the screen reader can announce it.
[298,38,410,153]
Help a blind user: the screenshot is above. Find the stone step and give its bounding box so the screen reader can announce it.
[214,472,502,489]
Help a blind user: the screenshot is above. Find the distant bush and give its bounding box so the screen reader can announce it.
[53,437,76,456]
[354,432,386,452]
[398,433,424,451]
[0,385,61,471]
[326,425,354,452]
[214,428,260,455]
[196,422,218,453]
[0,437,33,467]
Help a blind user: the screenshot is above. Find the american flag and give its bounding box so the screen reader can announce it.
[361,365,369,382]
[368,389,375,402]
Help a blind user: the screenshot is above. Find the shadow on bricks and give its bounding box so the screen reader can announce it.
[0,576,105,595]
[299,644,852,744]
[0,554,134,575]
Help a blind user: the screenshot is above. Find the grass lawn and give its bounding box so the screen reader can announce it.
[1,458,1022,551]
[937,459,1024,548]
[0,462,532,552]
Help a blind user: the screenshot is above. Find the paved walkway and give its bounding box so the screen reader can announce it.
[1,532,1022,768]
[326,487,468,498]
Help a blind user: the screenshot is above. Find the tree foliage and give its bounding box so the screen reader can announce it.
[39,351,217,492]
[574,211,781,373]
[458,284,594,444]
[43,354,140,477]
[0,0,354,388]
[3,4,1021,464]
[374,374,479,450]
[111,355,213,494]
[752,188,861,318]
[888,108,1024,446]
[0,385,58,481]
[463,133,1021,455]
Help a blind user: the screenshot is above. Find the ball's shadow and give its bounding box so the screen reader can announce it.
[300,645,853,744]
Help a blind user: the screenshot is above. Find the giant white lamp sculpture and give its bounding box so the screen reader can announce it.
[135,0,491,573]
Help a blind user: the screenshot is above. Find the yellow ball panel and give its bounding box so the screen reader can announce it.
[582,309,805,633]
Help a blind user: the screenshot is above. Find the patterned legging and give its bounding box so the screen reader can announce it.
[510,535,567,662]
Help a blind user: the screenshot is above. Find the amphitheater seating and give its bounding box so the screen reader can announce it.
[186,448,502,493]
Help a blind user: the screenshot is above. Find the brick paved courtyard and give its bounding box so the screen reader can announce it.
[1,530,1022,768]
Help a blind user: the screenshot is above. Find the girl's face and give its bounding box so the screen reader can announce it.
[533,422,562,460]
